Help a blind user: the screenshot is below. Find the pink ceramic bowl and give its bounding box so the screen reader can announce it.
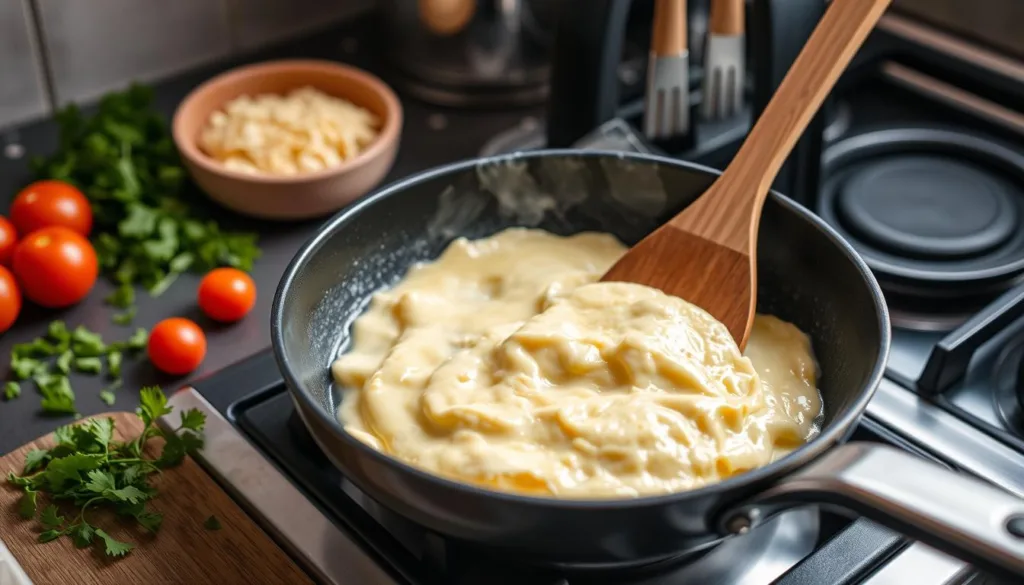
[172,59,402,220]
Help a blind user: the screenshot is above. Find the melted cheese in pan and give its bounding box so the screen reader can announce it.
[332,228,822,498]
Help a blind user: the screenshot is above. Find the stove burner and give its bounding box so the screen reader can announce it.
[836,156,1018,259]
[820,128,1024,314]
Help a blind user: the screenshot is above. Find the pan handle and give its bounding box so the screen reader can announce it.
[720,442,1024,579]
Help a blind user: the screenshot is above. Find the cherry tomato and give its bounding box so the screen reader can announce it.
[12,226,98,308]
[148,317,207,375]
[11,180,93,237]
[0,266,22,333]
[0,216,18,266]
[197,268,256,322]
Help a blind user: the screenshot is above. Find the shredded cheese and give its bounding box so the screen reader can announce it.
[198,86,381,176]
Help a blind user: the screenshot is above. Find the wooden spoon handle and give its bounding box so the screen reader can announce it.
[709,0,745,36]
[675,0,891,248]
[651,0,688,57]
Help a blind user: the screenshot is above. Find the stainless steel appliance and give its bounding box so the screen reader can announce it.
[377,0,559,107]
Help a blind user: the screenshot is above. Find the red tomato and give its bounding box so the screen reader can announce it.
[0,265,21,333]
[11,180,93,237]
[0,216,17,266]
[197,268,256,322]
[12,226,98,308]
[148,317,207,375]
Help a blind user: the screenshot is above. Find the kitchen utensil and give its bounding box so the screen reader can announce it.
[379,0,557,107]
[0,412,311,584]
[603,0,891,348]
[701,0,746,119]
[644,0,691,140]
[272,147,1024,578]
[172,59,402,221]
[544,0,827,210]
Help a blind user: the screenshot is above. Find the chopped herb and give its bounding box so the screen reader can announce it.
[107,351,123,378]
[29,84,261,317]
[112,307,137,325]
[6,321,147,415]
[73,357,103,374]
[7,387,205,558]
[17,490,37,519]
[99,390,116,406]
[203,515,221,531]
[22,449,50,474]
[4,381,20,400]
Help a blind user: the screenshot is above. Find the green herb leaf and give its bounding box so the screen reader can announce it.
[22,449,50,474]
[47,321,70,344]
[85,417,114,446]
[112,307,136,325]
[99,390,116,406]
[85,469,117,494]
[4,381,21,400]
[203,515,221,531]
[45,453,105,491]
[105,283,135,309]
[94,528,133,557]
[179,409,206,432]
[126,328,148,351]
[40,393,77,415]
[8,323,147,414]
[10,355,41,381]
[110,486,147,504]
[155,430,203,468]
[107,350,123,377]
[121,464,144,485]
[69,522,96,548]
[32,83,261,312]
[18,490,38,519]
[39,505,65,530]
[72,356,103,374]
[138,386,171,426]
[71,326,106,357]
[38,529,64,543]
[10,386,206,557]
[135,511,163,533]
[55,350,73,374]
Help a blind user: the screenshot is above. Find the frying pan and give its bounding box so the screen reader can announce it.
[271,150,1024,577]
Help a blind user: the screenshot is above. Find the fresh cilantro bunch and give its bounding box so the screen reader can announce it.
[6,320,147,413]
[29,84,261,317]
[8,387,206,557]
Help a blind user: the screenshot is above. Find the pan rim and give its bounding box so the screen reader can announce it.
[270,148,892,511]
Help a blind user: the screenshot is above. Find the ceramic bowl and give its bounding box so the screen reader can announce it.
[172,59,402,220]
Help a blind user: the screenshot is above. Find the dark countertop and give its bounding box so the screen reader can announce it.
[0,15,539,453]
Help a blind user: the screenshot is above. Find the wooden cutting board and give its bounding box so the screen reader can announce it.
[0,412,314,585]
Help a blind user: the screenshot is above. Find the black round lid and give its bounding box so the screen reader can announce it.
[819,129,1024,302]
[836,155,1018,259]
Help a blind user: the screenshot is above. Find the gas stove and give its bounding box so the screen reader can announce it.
[177,348,1021,585]
[174,30,1024,585]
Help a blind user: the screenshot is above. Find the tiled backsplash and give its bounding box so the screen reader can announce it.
[0,0,373,129]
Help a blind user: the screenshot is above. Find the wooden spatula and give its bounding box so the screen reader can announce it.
[602,0,892,349]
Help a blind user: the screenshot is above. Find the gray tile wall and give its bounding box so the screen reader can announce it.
[0,0,48,125]
[0,0,374,128]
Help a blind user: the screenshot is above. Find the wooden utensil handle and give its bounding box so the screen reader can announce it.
[678,0,891,247]
[709,0,745,36]
[652,0,688,57]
